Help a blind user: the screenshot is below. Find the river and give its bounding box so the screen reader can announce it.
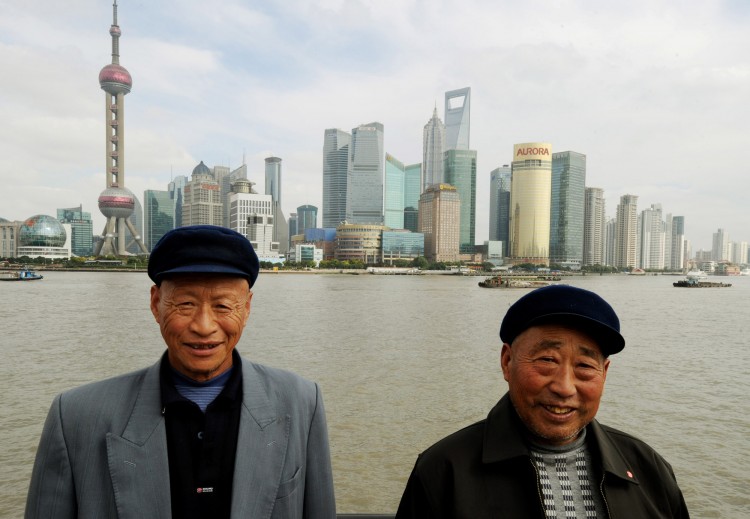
[1,271,748,517]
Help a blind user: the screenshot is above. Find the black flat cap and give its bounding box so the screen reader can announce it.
[148,225,259,287]
[499,284,625,356]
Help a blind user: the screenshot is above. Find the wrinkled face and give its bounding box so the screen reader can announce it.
[150,275,252,382]
[501,324,610,446]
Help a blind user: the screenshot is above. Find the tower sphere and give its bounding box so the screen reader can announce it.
[99,64,132,95]
[98,186,136,219]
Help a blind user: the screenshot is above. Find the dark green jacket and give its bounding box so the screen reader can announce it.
[396,393,689,518]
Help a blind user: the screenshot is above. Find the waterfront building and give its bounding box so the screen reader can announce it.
[550,151,585,267]
[227,179,279,259]
[419,184,460,263]
[291,243,323,266]
[731,241,748,265]
[17,215,71,260]
[444,87,471,150]
[215,164,247,228]
[168,175,188,228]
[603,217,617,267]
[347,122,384,225]
[712,228,730,261]
[614,194,638,269]
[182,161,223,226]
[297,205,318,235]
[444,149,477,254]
[334,223,385,264]
[381,230,425,264]
[322,129,351,228]
[384,154,405,229]
[638,203,665,270]
[489,166,511,247]
[143,190,174,251]
[666,215,686,270]
[583,187,606,267]
[404,163,421,232]
[288,212,298,243]
[484,240,504,263]
[57,205,94,256]
[509,142,552,263]
[305,228,337,260]
[94,1,147,256]
[0,219,19,258]
[422,106,444,189]
[264,157,288,253]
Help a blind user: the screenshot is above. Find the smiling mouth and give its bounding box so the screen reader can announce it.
[543,405,575,415]
[187,344,219,350]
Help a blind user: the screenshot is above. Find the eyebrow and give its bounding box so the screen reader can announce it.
[529,339,604,362]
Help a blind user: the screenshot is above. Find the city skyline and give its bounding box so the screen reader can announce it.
[1,1,749,251]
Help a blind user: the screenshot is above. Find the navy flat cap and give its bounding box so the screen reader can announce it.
[500,284,625,356]
[148,225,259,287]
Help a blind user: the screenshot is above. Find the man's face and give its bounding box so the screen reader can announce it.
[150,274,252,382]
[501,323,610,446]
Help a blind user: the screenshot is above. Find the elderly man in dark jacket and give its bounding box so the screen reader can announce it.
[396,285,689,518]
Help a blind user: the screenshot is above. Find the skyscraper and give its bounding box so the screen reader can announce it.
[422,106,444,190]
[57,205,93,256]
[168,175,188,228]
[404,163,422,233]
[489,166,511,245]
[615,194,638,269]
[322,129,351,228]
[638,203,665,269]
[143,190,174,251]
[182,161,222,226]
[666,214,685,270]
[346,122,384,225]
[444,87,471,150]
[550,151,586,266]
[228,179,278,259]
[712,228,729,261]
[297,205,318,235]
[265,157,282,203]
[384,154,405,229]
[444,149,477,254]
[95,0,147,256]
[215,164,247,228]
[583,187,606,267]
[509,142,552,262]
[262,157,287,253]
[419,184,461,263]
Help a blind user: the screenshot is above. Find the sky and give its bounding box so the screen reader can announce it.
[1,0,748,252]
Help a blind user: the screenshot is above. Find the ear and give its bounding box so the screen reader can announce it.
[150,284,161,322]
[500,343,512,382]
[243,291,253,325]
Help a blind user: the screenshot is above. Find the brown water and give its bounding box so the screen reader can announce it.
[1,271,748,517]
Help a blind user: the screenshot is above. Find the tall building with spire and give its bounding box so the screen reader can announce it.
[422,106,444,190]
[95,1,147,256]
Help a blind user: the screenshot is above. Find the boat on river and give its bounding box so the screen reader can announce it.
[673,270,730,288]
[478,275,554,289]
[0,268,44,281]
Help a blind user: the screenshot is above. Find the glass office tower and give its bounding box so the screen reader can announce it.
[422,107,445,190]
[143,190,175,251]
[347,122,384,224]
[444,87,471,150]
[489,166,511,245]
[444,149,477,254]
[404,163,422,232]
[57,205,94,256]
[550,151,586,266]
[322,129,351,228]
[384,154,405,229]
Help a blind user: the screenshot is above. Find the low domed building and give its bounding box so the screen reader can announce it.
[17,215,71,260]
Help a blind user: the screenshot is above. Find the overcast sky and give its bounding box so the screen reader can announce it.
[1,0,748,252]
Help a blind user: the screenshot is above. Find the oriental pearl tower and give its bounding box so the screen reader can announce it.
[95,1,148,256]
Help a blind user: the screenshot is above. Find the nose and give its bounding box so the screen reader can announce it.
[549,363,577,398]
[189,304,219,335]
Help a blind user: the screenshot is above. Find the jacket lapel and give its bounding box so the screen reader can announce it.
[230,362,289,518]
[106,362,172,519]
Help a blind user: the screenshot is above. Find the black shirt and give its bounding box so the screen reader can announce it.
[160,351,243,519]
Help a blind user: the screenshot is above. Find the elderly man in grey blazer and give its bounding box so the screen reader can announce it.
[26,225,336,519]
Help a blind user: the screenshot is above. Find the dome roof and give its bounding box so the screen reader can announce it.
[99,63,132,94]
[192,160,212,177]
[19,215,67,248]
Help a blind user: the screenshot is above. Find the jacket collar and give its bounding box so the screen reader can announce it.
[482,393,639,485]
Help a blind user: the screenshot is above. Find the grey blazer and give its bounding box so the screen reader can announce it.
[25,357,336,518]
